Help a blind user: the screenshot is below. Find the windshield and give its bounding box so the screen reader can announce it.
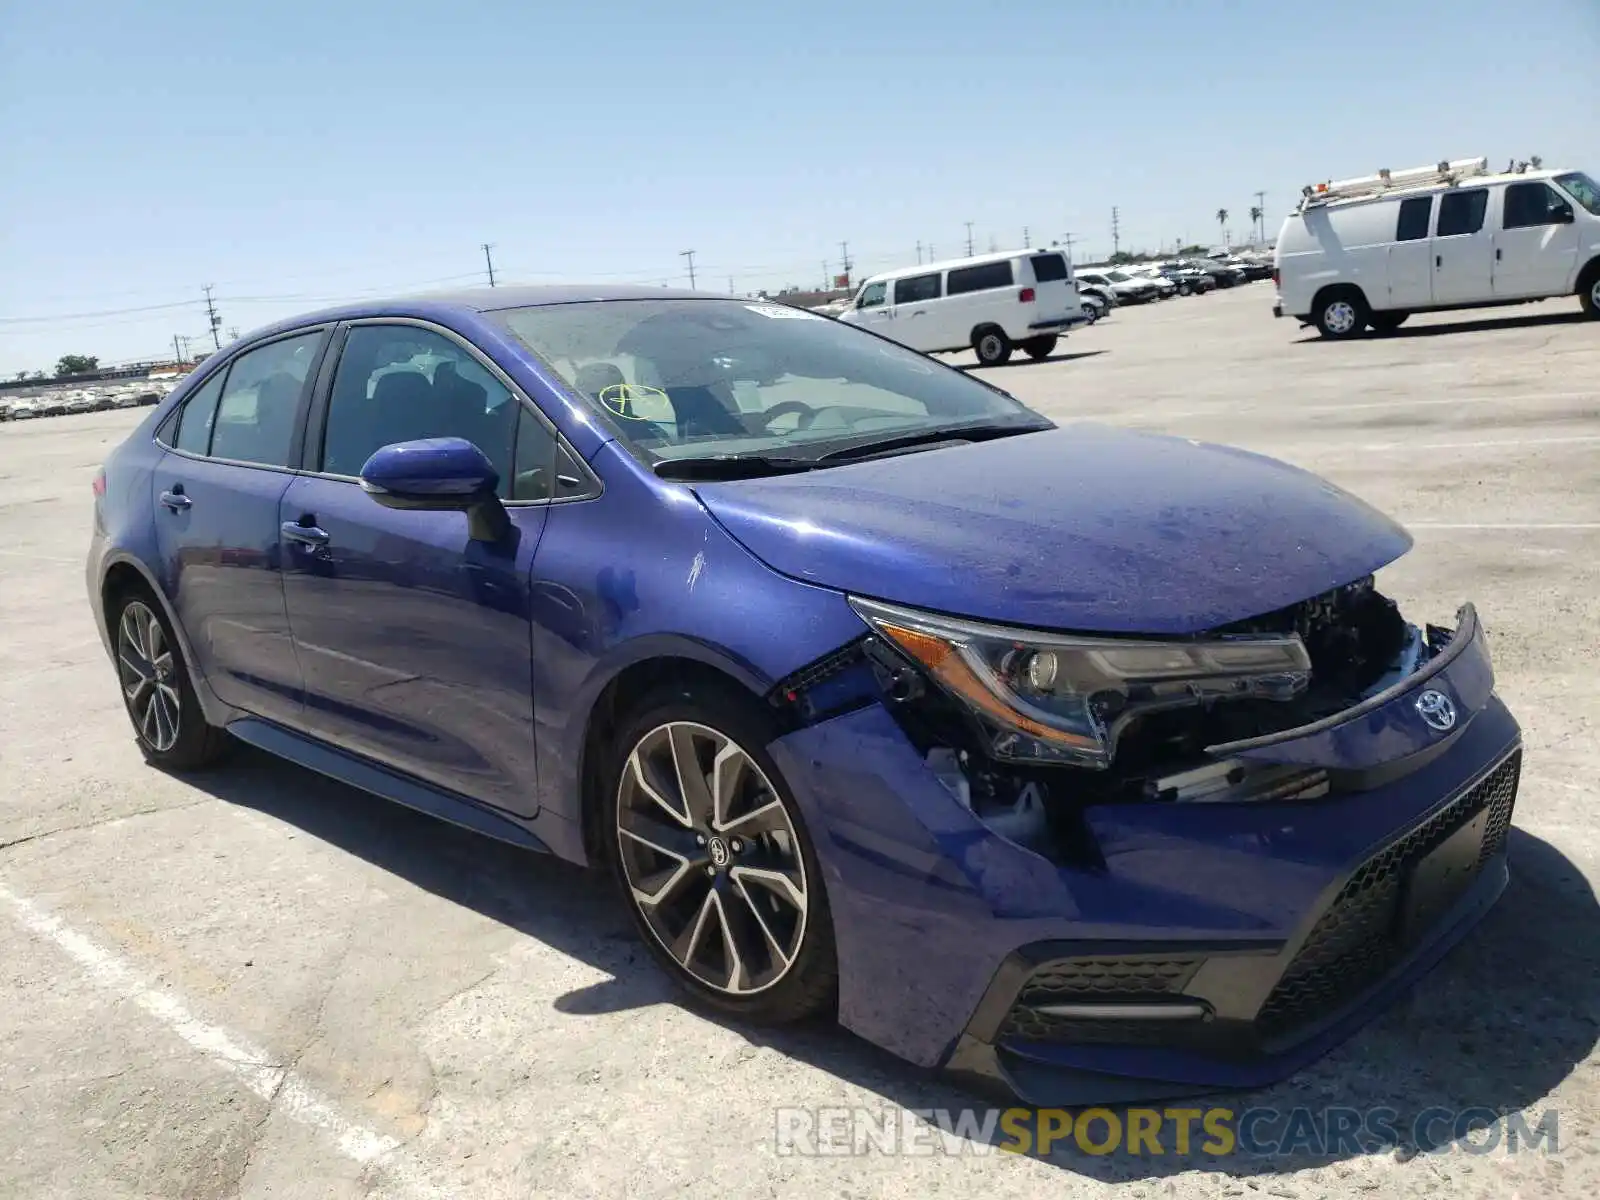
[1106,271,1132,282]
[1556,172,1600,216]
[491,299,1046,462]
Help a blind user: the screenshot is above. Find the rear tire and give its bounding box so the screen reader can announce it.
[601,682,837,1024]
[108,586,231,770]
[973,327,1012,366]
[1022,335,1058,361]
[1580,266,1600,318]
[1368,311,1410,334]
[1314,288,1369,339]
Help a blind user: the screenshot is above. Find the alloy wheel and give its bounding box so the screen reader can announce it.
[117,600,181,752]
[615,721,808,996]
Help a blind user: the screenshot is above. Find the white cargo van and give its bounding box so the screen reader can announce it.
[839,249,1088,365]
[1274,157,1600,337]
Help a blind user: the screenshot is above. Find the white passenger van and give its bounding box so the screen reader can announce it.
[839,249,1088,365]
[1274,157,1600,337]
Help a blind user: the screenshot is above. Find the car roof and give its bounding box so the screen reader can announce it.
[1300,166,1578,215]
[861,247,1062,286]
[235,284,713,347]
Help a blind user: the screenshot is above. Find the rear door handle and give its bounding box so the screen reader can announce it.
[159,487,191,511]
[280,520,330,547]
[1495,248,1503,261]
[1435,255,1443,269]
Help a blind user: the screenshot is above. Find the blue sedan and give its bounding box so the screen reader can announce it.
[87,286,1521,1102]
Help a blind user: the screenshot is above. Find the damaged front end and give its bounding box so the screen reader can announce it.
[780,578,1484,864]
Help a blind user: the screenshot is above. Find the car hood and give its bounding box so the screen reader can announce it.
[691,425,1412,635]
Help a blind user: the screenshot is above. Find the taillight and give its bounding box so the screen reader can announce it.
[1272,268,1280,287]
[92,468,106,498]
[1019,287,1036,303]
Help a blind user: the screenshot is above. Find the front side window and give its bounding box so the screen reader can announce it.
[208,332,322,467]
[1555,171,1600,215]
[1395,196,1433,241]
[946,261,1014,295]
[321,325,521,495]
[172,371,226,455]
[1503,181,1571,229]
[856,282,887,309]
[1436,188,1489,237]
[893,273,941,304]
[491,299,1045,464]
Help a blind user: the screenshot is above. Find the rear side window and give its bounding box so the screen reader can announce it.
[1436,189,1488,237]
[1030,253,1069,282]
[947,260,1014,295]
[172,371,226,455]
[1395,196,1433,241]
[893,273,941,304]
[209,332,323,467]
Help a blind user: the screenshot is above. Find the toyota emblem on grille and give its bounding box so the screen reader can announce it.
[1415,689,1457,732]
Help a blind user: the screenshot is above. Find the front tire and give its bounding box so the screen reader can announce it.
[1022,334,1058,360]
[1580,268,1600,318]
[109,588,230,769]
[972,326,1012,366]
[1315,288,1369,339]
[603,684,837,1023]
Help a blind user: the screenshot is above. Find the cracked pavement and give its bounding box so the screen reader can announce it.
[2,289,1597,1197]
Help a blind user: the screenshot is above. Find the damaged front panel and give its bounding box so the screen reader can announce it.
[769,577,1483,868]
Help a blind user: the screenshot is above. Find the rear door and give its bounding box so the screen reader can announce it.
[887,271,945,351]
[1493,180,1581,298]
[1387,195,1436,308]
[1028,252,1080,324]
[151,328,328,727]
[279,320,562,817]
[1431,187,1494,304]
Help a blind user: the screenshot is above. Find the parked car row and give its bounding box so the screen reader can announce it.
[0,381,173,422]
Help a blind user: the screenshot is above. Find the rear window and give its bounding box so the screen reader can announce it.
[893,273,941,304]
[1436,189,1488,237]
[1029,253,1069,282]
[946,260,1014,295]
[1395,196,1432,241]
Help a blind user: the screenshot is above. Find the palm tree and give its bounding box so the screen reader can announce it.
[1249,205,1263,244]
[1216,208,1229,248]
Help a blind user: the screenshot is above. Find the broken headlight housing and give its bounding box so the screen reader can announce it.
[850,596,1312,768]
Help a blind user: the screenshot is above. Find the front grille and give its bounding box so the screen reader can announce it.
[999,956,1201,1045]
[1255,751,1521,1042]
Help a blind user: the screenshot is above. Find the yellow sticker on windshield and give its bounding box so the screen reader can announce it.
[598,383,670,420]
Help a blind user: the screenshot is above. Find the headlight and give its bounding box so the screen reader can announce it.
[850,597,1311,768]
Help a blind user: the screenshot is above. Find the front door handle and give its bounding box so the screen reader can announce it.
[159,487,191,511]
[280,520,330,547]
[1496,247,1503,261]
[1436,254,1443,269]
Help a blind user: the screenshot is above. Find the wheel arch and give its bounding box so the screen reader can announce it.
[1310,281,1370,313]
[1576,254,1600,294]
[97,552,229,724]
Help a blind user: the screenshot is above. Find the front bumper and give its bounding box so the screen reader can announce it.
[767,611,1521,1102]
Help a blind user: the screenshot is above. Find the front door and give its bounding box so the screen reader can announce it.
[152,329,327,727]
[887,271,945,351]
[1431,187,1494,305]
[850,281,897,342]
[1492,180,1581,299]
[279,321,559,816]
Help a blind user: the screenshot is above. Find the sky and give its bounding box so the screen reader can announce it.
[2,0,1596,374]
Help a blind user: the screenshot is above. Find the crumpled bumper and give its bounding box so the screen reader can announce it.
[766,609,1521,1102]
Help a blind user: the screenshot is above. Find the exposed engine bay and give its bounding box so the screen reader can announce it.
[771,576,1460,865]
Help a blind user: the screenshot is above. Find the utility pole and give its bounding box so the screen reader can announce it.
[927,243,935,261]
[915,240,923,264]
[1254,191,1266,243]
[1060,232,1075,259]
[964,222,975,257]
[838,241,852,287]
[202,284,222,350]
[1111,208,1121,258]
[680,249,697,289]
[728,276,735,296]
[173,334,183,364]
[1022,226,1030,249]
[482,243,497,287]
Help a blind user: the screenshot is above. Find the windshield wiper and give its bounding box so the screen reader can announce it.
[653,454,819,481]
[812,419,1052,463]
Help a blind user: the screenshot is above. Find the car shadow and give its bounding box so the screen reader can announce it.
[186,749,1598,1183]
[960,350,1109,371]
[1297,309,1588,342]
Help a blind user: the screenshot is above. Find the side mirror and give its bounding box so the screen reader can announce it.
[359,437,510,542]
[1556,204,1575,224]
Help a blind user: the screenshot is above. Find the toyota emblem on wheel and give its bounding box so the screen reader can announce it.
[1416,689,1457,731]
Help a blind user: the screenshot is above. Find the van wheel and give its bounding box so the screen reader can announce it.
[1368,311,1410,334]
[1314,288,1368,339]
[1022,335,1058,361]
[1580,264,1600,318]
[973,327,1012,366]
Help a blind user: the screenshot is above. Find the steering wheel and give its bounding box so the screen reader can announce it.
[757,400,818,430]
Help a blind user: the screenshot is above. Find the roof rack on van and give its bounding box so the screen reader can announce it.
[1298,157,1489,210]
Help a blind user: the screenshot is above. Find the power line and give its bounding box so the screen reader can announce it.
[482,243,497,287]
[680,249,697,289]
